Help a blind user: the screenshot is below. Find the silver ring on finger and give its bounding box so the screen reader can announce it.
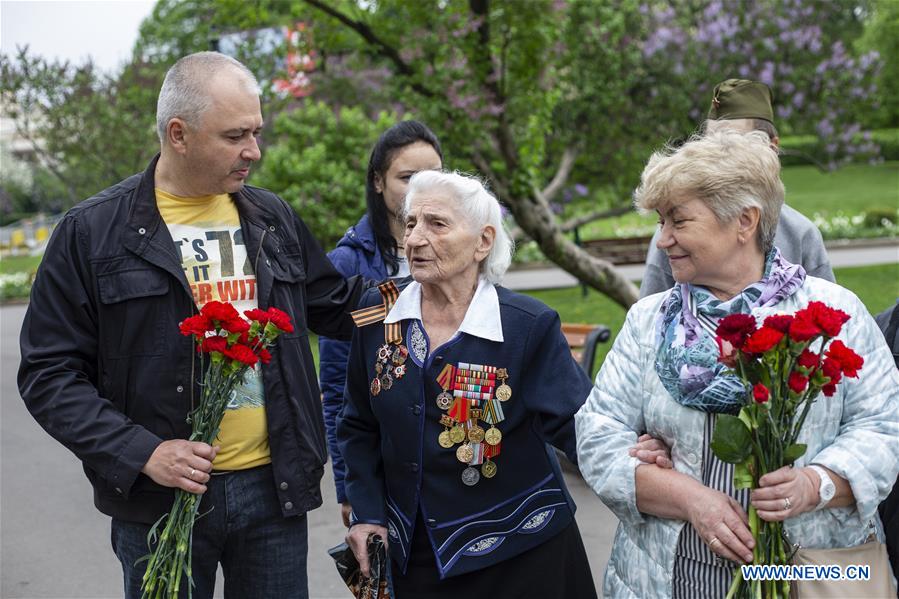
[783,497,792,510]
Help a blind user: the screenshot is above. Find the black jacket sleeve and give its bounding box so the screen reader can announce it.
[17,215,161,498]
[294,214,366,340]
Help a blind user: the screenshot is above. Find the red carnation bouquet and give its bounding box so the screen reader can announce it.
[711,302,863,599]
[140,301,293,599]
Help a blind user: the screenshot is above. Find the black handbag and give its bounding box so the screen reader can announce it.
[328,534,392,599]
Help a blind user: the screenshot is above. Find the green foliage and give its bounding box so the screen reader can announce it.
[253,101,398,248]
[0,48,159,207]
[857,0,899,128]
[710,414,754,464]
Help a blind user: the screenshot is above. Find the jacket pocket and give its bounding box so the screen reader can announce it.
[269,245,307,338]
[97,268,170,357]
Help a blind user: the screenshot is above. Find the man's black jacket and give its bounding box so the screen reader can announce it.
[18,155,364,524]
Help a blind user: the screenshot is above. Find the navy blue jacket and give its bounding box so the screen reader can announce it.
[319,215,390,503]
[338,282,591,578]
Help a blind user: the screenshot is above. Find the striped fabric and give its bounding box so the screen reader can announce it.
[672,414,751,598]
[672,299,751,598]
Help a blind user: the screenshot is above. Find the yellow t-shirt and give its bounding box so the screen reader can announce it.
[156,188,270,471]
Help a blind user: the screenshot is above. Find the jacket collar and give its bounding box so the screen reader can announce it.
[127,153,279,234]
[385,276,504,342]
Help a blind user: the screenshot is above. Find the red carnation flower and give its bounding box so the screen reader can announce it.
[244,308,270,325]
[788,371,809,393]
[222,318,250,335]
[789,316,821,342]
[224,343,259,367]
[763,314,794,333]
[752,383,770,404]
[826,340,864,378]
[821,357,843,386]
[797,349,819,370]
[743,326,784,354]
[822,382,838,397]
[801,301,850,338]
[258,347,272,365]
[716,314,757,349]
[179,314,212,338]
[201,301,240,323]
[267,307,294,333]
[201,336,227,354]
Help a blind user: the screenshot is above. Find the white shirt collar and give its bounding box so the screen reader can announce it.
[384,276,504,342]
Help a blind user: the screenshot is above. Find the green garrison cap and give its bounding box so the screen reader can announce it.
[708,79,775,123]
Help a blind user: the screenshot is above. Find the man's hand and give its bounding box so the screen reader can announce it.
[346,524,389,578]
[141,439,219,494]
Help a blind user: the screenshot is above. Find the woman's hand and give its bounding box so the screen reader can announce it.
[629,433,673,469]
[340,502,353,528]
[751,466,819,522]
[346,523,389,578]
[686,487,755,564]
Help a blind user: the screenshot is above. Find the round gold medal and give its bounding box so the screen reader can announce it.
[438,430,453,448]
[468,425,485,443]
[484,426,502,445]
[496,384,512,401]
[482,460,497,478]
[449,425,466,444]
[456,443,474,463]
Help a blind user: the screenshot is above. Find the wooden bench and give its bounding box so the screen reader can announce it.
[561,323,611,375]
[579,235,653,265]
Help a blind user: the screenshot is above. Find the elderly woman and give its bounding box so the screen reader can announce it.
[338,170,596,598]
[575,130,899,598]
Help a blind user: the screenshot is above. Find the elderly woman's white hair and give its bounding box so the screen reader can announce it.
[404,170,514,284]
[633,130,785,253]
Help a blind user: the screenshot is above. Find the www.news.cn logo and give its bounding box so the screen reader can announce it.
[741,564,871,581]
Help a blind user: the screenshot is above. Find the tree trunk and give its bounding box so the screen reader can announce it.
[506,189,640,309]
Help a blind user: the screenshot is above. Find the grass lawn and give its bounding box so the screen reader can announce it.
[0,254,43,275]
[781,161,899,219]
[570,160,898,241]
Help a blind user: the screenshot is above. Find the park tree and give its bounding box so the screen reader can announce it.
[2,0,887,309]
[0,48,160,205]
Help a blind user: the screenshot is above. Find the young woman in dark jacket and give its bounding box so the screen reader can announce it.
[319,121,443,526]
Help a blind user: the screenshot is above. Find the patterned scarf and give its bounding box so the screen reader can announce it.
[654,248,806,414]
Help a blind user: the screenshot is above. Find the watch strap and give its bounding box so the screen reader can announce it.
[808,464,835,510]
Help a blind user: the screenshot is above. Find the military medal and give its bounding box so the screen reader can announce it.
[468,424,485,443]
[436,391,453,410]
[456,443,474,463]
[484,426,502,445]
[482,459,497,478]
[438,430,453,448]
[370,377,381,396]
[380,374,393,390]
[495,368,512,401]
[449,425,466,444]
[392,345,408,365]
[461,466,480,486]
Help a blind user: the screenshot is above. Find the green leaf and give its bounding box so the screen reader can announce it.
[733,457,755,490]
[711,414,753,464]
[782,443,808,465]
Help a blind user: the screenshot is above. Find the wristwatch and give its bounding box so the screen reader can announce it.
[808,464,836,510]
